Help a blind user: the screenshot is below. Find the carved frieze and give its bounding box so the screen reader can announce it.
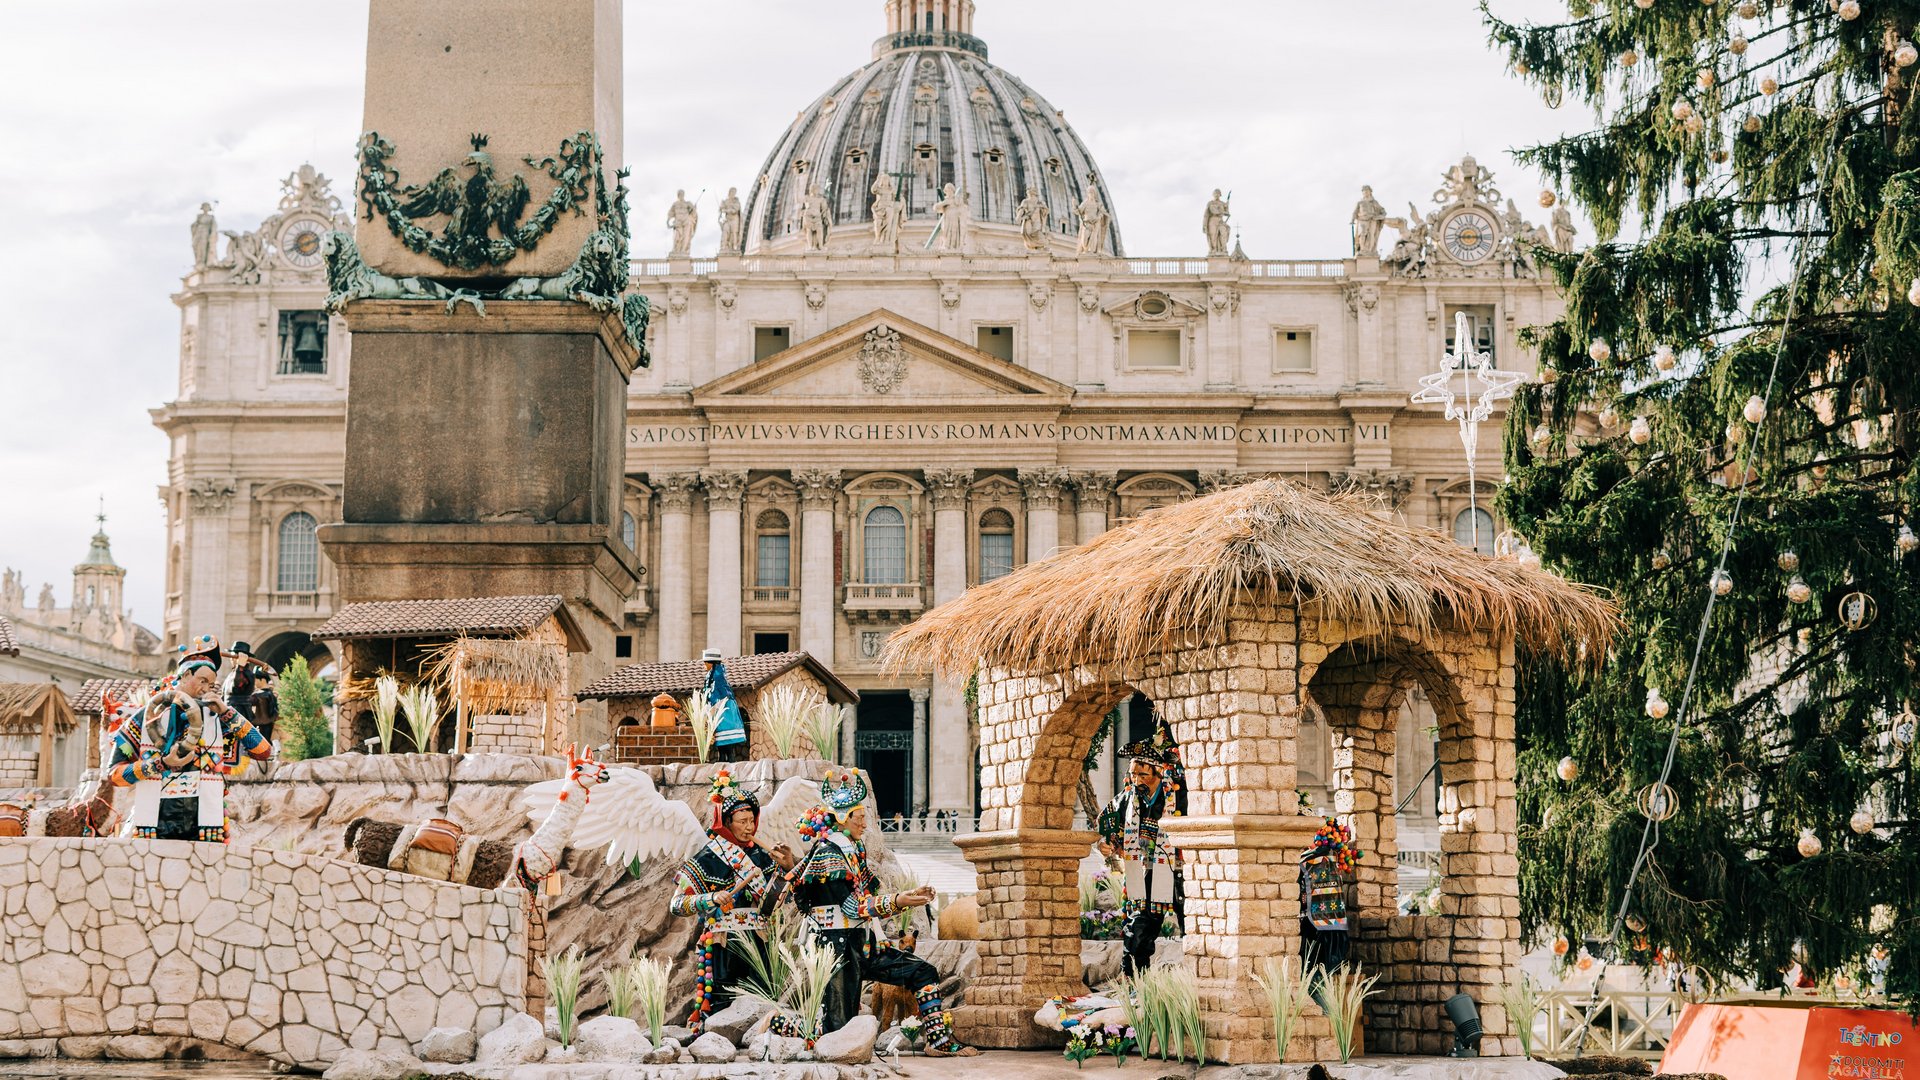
[856,327,908,394]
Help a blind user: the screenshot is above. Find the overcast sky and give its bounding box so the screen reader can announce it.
[0,0,1572,631]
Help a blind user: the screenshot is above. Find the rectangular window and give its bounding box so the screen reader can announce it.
[756,534,791,588]
[276,310,329,375]
[976,325,1014,361]
[754,326,791,361]
[1273,328,1314,372]
[752,632,791,654]
[979,533,1015,583]
[1444,305,1497,365]
[1127,328,1182,369]
[614,634,634,659]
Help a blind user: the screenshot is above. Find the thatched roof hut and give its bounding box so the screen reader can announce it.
[885,478,1616,676]
[0,683,77,788]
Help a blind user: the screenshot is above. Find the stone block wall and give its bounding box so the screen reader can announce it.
[0,752,37,789]
[468,715,545,755]
[959,594,1522,1062]
[0,837,526,1071]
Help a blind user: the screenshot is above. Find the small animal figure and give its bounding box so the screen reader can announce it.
[870,929,920,1032]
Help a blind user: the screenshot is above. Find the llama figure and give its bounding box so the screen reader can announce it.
[512,744,609,888]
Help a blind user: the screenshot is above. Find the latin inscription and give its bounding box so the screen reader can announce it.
[626,422,1361,446]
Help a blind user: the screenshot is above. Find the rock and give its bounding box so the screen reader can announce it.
[644,1035,682,1064]
[1082,940,1125,988]
[103,1035,178,1060]
[415,1027,476,1064]
[573,1015,653,1063]
[475,1012,550,1066]
[320,1048,426,1080]
[543,1043,581,1063]
[689,1031,736,1063]
[703,996,774,1044]
[661,1024,694,1043]
[815,1014,879,1064]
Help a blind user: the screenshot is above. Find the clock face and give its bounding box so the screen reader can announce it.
[1442,209,1498,264]
[278,217,329,269]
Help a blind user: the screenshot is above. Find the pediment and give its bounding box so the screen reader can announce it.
[692,309,1072,402]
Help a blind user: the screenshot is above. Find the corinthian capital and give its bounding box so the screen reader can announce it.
[923,467,974,511]
[652,472,701,512]
[1070,471,1118,505]
[1018,467,1068,510]
[792,468,843,510]
[700,469,750,508]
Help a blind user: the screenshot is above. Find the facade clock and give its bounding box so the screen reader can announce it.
[277,216,331,269]
[1440,209,1498,264]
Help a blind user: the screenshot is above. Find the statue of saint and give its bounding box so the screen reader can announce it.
[667,189,699,256]
[1015,189,1050,251]
[1074,185,1109,257]
[1387,203,1430,275]
[869,173,904,253]
[717,187,744,254]
[1203,189,1232,256]
[221,229,266,285]
[190,203,219,269]
[1552,204,1577,253]
[795,184,830,251]
[1351,186,1387,257]
[931,182,969,253]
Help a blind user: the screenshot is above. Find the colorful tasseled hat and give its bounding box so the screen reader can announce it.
[707,768,760,831]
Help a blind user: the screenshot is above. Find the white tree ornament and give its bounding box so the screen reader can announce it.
[1412,310,1526,549]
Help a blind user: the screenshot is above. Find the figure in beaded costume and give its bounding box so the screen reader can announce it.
[1299,817,1362,972]
[669,769,797,1025]
[782,771,977,1056]
[106,647,271,842]
[1096,723,1186,976]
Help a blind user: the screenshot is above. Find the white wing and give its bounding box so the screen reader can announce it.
[755,775,824,859]
[521,766,707,868]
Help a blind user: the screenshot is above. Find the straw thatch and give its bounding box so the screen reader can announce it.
[883,478,1617,677]
[419,635,567,716]
[0,683,76,736]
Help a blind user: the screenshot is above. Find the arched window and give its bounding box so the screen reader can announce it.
[979,508,1015,583]
[277,511,319,592]
[620,511,637,551]
[1452,508,1495,556]
[756,509,792,587]
[862,505,907,584]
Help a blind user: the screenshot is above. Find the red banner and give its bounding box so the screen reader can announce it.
[1662,1002,1915,1080]
[1796,1007,1915,1080]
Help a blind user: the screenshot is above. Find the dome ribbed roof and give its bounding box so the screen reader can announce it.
[742,23,1121,256]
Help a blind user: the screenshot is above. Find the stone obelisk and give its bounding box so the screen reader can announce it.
[319,0,640,745]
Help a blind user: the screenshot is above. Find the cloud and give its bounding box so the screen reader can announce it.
[0,0,1578,628]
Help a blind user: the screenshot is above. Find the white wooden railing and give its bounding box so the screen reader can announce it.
[1538,989,1686,1060]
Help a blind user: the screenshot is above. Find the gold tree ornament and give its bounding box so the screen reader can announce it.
[1744,115,1763,133]
[1646,689,1672,719]
[1697,70,1716,90]
[1712,569,1735,596]
[1761,76,1780,95]
[1635,0,1655,7]
[1778,549,1801,571]
[1896,523,1919,556]
[1539,189,1557,207]
[1787,575,1813,604]
[1907,277,1920,306]
[1672,100,1696,121]
[1684,113,1706,135]
[1797,829,1823,857]
[1589,338,1613,362]
[1652,548,1672,570]
[1850,810,1875,834]
[1639,782,1679,822]
[1654,343,1678,370]
[1598,406,1619,428]
[1630,416,1653,444]
[1730,35,1749,54]
[1557,756,1580,782]
[1737,0,1758,16]
[1626,914,1647,932]
[1839,591,1877,630]
[1837,0,1860,20]
[1896,41,1918,67]
[1622,48,1641,66]
[1743,395,1768,424]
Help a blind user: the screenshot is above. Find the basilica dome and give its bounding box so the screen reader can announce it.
[741,1,1122,256]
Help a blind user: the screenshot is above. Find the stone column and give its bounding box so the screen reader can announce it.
[909,686,930,815]
[653,473,700,661]
[925,467,973,814]
[1069,471,1115,548]
[793,468,842,666]
[953,829,1096,1048]
[1017,468,1066,564]
[701,470,748,656]
[840,705,857,767]
[184,480,237,643]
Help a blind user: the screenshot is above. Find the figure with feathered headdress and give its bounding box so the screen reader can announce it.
[668,768,797,1026]
[781,770,977,1055]
[1095,719,1186,977]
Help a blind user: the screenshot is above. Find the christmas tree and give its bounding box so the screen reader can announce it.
[1485,0,1919,997]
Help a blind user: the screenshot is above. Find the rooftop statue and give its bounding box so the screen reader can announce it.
[667,188,699,256]
[794,183,831,251]
[931,182,969,253]
[1074,183,1109,257]
[870,173,904,253]
[1204,188,1232,256]
[717,186,744,254]
[1015,188,1049,251]
[1351,185,1387,257]
[190,203,218,269]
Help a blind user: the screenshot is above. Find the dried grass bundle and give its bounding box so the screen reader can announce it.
[1252,956,1314,1064]
[420,636,566,716]
[542,945,585,1049]
[800,702,846,764]
[684,693,719,764]
[1319,965,1380,1064]
[603,963,636,1020]
[628,954,674,1045]
[371,675,400,753]
[397,683,439,754]
[883,478,1616,677]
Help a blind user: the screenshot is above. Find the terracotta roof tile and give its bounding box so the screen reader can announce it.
[74,678,151,715]
[314,595,566,640]
[0,615,16,656]
[575,652,858,704]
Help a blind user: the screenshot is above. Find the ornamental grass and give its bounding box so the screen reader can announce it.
[371,675,400,754]
[1499,973,1542,1058]
[541,945,585,1049]
[787,936,842,1042]
[684,693,719,763]
[755,683,817,758]
[1319,965,1381,1064]
[1251,955,1314,1064]
[396,682,438,754]
[628,954,674,1046]
[603,962,636,1020]
[800,702,847,763]
[728,906,801,1004]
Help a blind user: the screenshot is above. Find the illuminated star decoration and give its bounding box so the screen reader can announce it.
[1411,310,1525,547]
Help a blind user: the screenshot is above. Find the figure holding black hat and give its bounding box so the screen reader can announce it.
[1096,723,1186,977]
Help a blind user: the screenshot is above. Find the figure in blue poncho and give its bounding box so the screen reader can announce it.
[701,649,747,758]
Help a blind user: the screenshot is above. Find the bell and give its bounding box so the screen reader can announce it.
[292,323,324,366]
